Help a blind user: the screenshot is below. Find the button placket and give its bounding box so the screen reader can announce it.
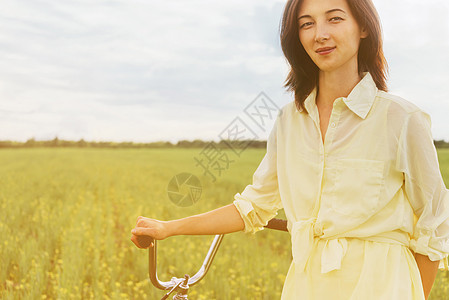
[324,101,341,151]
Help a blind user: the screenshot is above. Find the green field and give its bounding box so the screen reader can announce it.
[0,148,448,299]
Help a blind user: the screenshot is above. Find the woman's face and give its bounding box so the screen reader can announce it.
[297,0,368,74]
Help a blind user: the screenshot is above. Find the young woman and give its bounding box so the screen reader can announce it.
[131,0,449,298]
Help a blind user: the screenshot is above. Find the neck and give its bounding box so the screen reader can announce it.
[316,68,362,108]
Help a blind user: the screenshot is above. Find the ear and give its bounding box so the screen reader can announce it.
[360,27,368,39]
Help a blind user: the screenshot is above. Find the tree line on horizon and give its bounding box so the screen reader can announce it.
[0,137,269,149]
[0,137,448,149]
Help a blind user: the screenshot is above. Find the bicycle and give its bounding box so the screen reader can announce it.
[136,218,288,300]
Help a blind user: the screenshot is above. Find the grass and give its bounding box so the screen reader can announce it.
[0,148,448,299]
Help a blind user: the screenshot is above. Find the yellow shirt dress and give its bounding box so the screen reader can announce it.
[233,73,449,300]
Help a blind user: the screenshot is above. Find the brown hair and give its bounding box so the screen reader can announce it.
[280,0,388,112]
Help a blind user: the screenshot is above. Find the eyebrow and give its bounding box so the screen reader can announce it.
[298,8,347,20]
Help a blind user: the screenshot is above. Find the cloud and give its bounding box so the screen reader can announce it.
[0,0,448,142]
[374,0,449,140]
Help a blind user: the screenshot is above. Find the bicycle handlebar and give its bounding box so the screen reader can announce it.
[136,218,288,293]
[265,218,288,232]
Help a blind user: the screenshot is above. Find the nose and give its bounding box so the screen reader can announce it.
[314,23,330,43]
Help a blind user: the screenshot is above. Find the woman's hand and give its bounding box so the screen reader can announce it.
[413,252,439,299]
[130,216,171,249]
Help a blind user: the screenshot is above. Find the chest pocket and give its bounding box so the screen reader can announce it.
[330,159,385,219]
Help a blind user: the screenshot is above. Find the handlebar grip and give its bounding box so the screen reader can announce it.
[264,218,288,232]
[136,235,154,248]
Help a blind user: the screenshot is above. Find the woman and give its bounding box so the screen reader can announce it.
[131,0,449,298]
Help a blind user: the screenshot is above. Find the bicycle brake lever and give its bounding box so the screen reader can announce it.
[160,281,181,300]
[160,275,189,300]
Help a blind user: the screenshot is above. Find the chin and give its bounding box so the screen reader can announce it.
[311,59,335,72]
[315,64,337,73]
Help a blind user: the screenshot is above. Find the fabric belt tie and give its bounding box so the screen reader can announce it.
[291,218,348,274]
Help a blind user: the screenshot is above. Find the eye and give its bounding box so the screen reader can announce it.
[329,16,344,22]
[299,21,314,29]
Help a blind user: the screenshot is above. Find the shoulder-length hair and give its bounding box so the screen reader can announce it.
[280,0,388,112]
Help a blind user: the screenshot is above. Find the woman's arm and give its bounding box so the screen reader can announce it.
[413,252,439,299]
[167,203,245,236]
[396,111,449,298]
[131,204,246,248]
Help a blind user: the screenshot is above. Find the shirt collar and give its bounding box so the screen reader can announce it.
[296,72,378,120]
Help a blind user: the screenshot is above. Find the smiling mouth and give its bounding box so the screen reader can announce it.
[316,47,336,55]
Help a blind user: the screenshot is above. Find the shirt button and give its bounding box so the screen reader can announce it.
[331,122,336,128]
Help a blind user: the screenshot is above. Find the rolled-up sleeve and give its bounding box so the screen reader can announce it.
[397,110,449,268]
[233,113,283,235]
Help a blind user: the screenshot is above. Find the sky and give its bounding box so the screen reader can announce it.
[1,0,448,143]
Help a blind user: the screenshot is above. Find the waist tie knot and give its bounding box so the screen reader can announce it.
[290,218,348,274]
